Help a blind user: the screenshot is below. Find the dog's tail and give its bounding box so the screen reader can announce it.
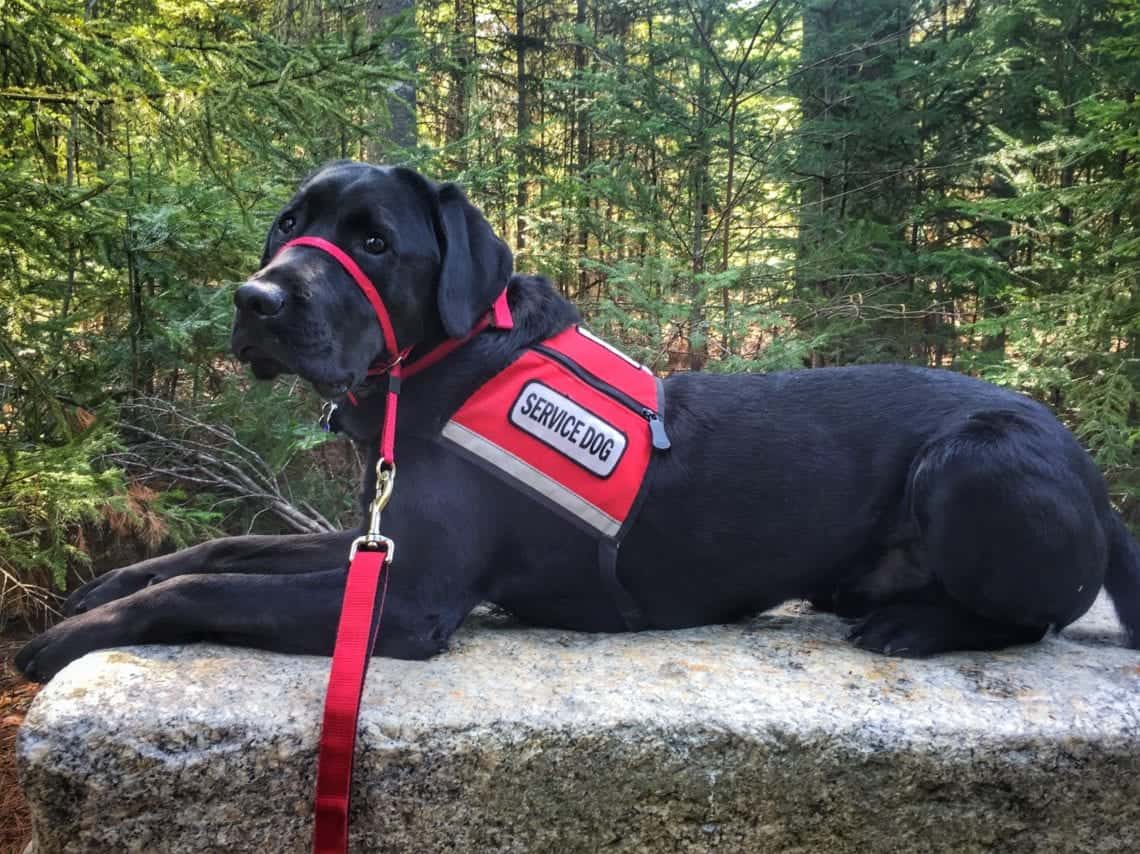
[1105,511,1140,648]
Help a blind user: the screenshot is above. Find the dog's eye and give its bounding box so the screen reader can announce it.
[363,236,387,255]
[278,215,295,234]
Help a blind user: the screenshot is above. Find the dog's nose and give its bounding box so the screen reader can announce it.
[234,280,285,317]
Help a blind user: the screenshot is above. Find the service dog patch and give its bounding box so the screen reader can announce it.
[440,325,667,539]
[509,381,627,477]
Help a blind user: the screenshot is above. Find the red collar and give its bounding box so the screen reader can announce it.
[278,236,513,462]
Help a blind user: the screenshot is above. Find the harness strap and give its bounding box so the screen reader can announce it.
[312,546,390,854]
[380,370,401,464]
[599,539,646,631]
[397,290,512,380]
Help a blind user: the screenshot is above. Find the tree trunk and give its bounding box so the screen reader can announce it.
[445,0,471,166]
[366,0,417,159]
[515,0,529,250]
[574,0,589,296]
[688,2,712,372]
[795,0,913,365]
[721,100,737,356]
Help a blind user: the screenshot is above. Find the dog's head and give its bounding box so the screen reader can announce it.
[231,162,512,397]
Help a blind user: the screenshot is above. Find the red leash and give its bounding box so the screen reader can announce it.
[282,237,403,854]
[272,237,510,854]
[312,544,390,852]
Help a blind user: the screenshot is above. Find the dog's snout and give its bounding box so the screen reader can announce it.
[234,280,286,317]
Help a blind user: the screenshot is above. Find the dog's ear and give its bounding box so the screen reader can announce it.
[435,183,513,338]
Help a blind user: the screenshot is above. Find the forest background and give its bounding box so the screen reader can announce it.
[1,0,1137,625]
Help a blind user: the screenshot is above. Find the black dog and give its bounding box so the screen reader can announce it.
[17,162,1140,682]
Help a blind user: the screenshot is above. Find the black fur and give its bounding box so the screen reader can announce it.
[17,162,1140,681]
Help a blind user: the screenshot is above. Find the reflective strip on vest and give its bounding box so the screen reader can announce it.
[441,326,659,539]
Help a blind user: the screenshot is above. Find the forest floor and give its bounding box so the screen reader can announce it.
[1,632,38,854]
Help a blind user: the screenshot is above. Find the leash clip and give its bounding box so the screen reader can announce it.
[348,533,394,563]
[319,401,338,432]
[348,459,396,562]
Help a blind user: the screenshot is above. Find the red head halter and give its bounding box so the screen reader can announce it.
[275,235,513,462]
[281,236,406,369]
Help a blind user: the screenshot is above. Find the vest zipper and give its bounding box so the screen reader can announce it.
[530,343,672,450]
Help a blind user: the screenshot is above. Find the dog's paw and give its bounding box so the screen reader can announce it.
[65,566,164,616]
[15,610,136,683]
[849,601,1047,657]
[848,604,945,657]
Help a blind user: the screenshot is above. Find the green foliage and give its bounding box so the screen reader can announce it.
[0,429,124,594]
[0,0,408,617]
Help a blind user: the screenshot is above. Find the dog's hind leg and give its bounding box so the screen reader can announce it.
[849,592,1049,655]
[851,409,1105,657]
[841,547,1049,654]
[815,545,931,618]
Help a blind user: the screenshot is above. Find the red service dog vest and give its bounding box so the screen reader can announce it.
[441,325,669,540]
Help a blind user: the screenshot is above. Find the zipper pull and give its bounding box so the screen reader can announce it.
[644,410,671,450]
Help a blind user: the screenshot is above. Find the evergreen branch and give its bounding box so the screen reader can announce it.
[0,37,401,107]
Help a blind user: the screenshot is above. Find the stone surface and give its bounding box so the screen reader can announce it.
[18,595,1140,853]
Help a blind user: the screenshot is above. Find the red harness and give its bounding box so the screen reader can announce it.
[443,325,668,539]
[276,237,664,853]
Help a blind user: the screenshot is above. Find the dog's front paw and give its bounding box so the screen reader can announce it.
[15,609,138,683]
[65,566,164,616]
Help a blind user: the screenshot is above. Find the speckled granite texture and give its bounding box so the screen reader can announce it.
[18,595,1140,853]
